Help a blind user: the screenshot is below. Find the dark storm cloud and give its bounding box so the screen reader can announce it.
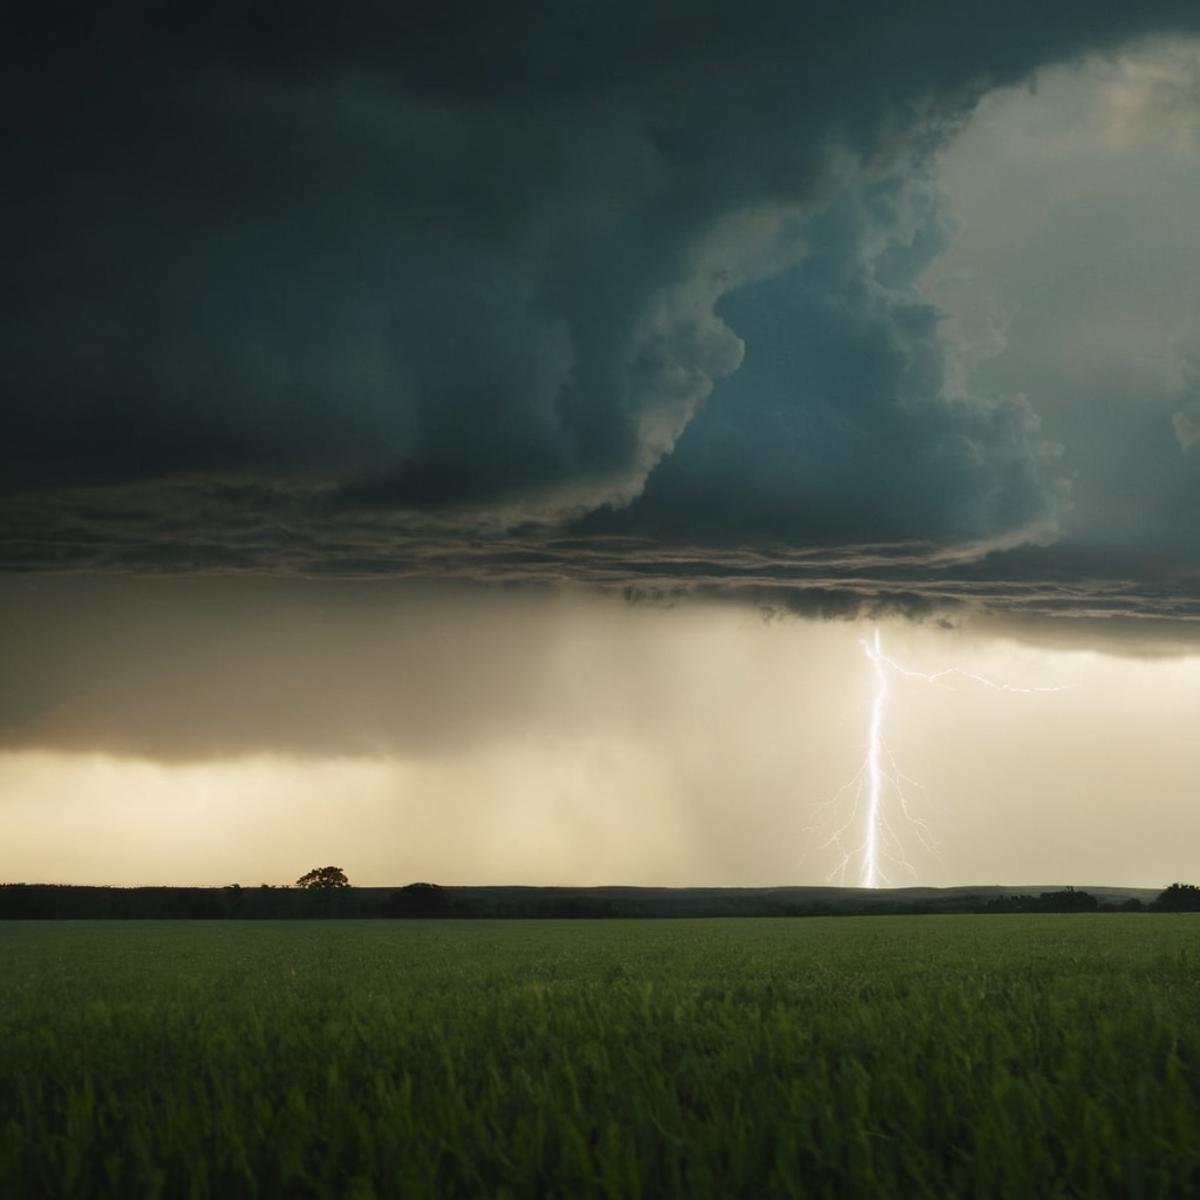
[4,0,1200,620]
[0,575,563,760]
[588,177,1058,546]
[1173,346,1200,453]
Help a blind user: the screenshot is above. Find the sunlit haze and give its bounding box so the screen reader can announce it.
[2,579,1195,887]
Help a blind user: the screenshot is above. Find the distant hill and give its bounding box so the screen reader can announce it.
[0,882,1161,919]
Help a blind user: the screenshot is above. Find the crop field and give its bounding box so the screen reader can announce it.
[2,916,1199,1199]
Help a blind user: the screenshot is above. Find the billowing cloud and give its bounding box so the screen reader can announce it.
[4,3,1200,626]
[592,173,1061,547]
[928,38,1200,570]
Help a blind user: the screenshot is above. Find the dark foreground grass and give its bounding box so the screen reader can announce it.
[2,917,1198,1198]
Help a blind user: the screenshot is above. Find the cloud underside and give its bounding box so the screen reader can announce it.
[4,1,1200,623]
[3,482,1197,627]
[0,571,1191,775]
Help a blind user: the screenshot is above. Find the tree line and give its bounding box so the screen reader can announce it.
[2,875,1198,919]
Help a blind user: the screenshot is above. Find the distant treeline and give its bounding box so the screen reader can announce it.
[0,883,450,921]
[982,889,1141,914]
[1,882,1187,920]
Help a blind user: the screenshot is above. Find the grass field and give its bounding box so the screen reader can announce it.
[2,916,1198,1198]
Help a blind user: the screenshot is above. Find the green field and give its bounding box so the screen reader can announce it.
[2,917,1198,1198]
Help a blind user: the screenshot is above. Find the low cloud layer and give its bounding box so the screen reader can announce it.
[4,479,1198,627]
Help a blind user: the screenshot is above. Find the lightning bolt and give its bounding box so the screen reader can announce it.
[811,626,1069,888]
[864,627,887,889]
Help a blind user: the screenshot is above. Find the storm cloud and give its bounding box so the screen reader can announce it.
[4,1,1200,623]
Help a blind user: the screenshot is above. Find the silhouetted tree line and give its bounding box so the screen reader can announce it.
[0,880,449,920]
[985,888,1104,913]
[1149,882,1200,912]
[1,881,1187,919]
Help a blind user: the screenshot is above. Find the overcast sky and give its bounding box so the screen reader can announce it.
[3,5,1198,887]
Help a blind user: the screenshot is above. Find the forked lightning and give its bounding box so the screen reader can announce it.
[814,627,1068,888]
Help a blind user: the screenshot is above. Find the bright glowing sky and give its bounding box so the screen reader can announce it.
[4,25,1200,889]
[2,584,1197,888]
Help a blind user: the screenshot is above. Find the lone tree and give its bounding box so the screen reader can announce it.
[295,866,350,890]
